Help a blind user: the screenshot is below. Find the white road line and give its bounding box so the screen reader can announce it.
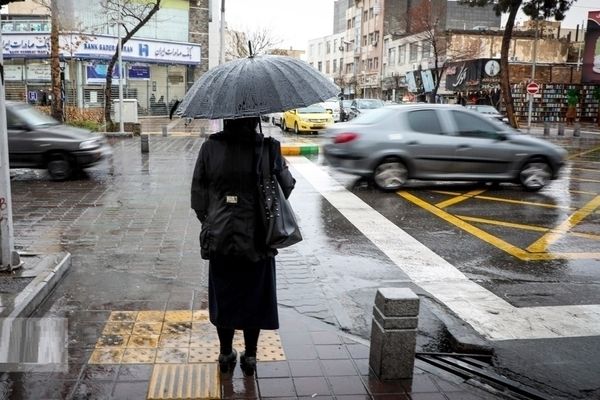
[289,157,600,341]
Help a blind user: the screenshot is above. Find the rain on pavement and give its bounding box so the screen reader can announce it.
[5,125,600,398]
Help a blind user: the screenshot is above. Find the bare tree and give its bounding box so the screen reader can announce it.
[405,0,479,102]
[226,27,282,59]
[101,0,162,129]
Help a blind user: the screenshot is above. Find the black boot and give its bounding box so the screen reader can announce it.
[240,351,257,376]
[218,349,237,373]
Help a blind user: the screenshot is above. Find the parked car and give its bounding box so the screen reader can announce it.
[465,104,507,123]
[281,104,334,134]
[320,97,342,122]
[267,112,283,127]
[323,104,567,191]
[346,98,385,120]
[6,101,112,180]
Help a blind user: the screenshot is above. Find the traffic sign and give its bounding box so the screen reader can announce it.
[526,81,539,94]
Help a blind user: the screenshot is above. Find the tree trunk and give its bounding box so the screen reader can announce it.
[104,55,118,130]
[50,1,63,122]
[500,1,522,129]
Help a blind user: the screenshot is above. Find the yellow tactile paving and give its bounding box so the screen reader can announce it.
[89,310,287,367]
[147,364,220,400]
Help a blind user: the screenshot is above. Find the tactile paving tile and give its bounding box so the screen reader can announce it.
[89,348,124,364]
[147,363,219,399]
[122,348,157,364]
[156,348,189,364]
[89,310,286,365]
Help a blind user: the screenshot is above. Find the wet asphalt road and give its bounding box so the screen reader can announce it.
[5,125,600,399]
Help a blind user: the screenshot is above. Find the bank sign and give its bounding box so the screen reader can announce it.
[3,33,201,65]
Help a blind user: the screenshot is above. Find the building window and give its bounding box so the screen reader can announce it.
[364,10,368,21]
[347,19,352,29]
[318,61,322,72]
[367,58,373,70]
[362,35,367,47]
[333,39,338,53]
[422,41,431,58]
[346,62,353,74]
[326,41,331,54]
[309,44,314,56]
[399,45,406,65]
[369,7,374,19]
[333,59,337,73]
[340,58,343,70]
[326,60,330,74]
[374,57,379,69]
[409,43,419,62]
[388,47,396,65]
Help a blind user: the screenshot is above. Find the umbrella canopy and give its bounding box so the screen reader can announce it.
[176,55,340,120]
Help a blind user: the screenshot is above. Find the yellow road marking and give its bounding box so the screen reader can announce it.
[432,190,463,196]
[435,189,487,209]
[456,215,549,232]
[457,215,600,240]
[527,195,600,253]
[400,192,600,260]
[568,146,600,160]
[472,194,572,210]
[571,189,599,195]
[399,191,533,259]
[570,167,600,173]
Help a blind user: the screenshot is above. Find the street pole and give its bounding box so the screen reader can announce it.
[0,25,21,271]
[527,19,539,130]
[117,0,125,134]
[219,0,225,65]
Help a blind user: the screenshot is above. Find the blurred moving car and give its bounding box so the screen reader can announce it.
[281,104,334,134]
[6,101,112,180]
[465,104,507,122]
[346,98,385,120]
[267,112,283,127]
[323,104,566,191]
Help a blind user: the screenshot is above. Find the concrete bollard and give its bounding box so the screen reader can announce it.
[140,134,149,153]
[162,126,168,137]
[543,123,550,136]
[573,123,581,137]
[557,124,565,136]
[369,288,419,380]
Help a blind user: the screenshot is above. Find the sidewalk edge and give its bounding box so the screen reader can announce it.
[8,253,72,318]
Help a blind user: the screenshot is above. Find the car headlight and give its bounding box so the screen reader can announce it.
[79,140,99,150]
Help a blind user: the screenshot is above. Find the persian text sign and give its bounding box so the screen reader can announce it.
[2,34,50,57]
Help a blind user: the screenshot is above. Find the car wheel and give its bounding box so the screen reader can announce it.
[519,159,551,191]
[294,123,300,134]
[47,153,73,181]
[281,120,287,132]
[373,158,408,191]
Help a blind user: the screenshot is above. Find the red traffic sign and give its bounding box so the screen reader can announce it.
[526,81,539,94]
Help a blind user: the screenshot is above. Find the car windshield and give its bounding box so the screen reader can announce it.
[12,104,59,127]
[356,99,385,109]
[297,105,327,114]
[342,100,353,108]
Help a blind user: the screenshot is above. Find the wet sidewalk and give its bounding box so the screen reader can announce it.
[4,135,508,399]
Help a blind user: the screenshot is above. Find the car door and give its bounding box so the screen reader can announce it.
[6,108,36,167]
[403,108,458,178]
[445,109,516,176]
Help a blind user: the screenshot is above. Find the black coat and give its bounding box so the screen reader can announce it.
[191,129,295,330]
[191,129,295,261]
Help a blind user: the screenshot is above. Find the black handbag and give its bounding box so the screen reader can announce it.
[259,139,302,249]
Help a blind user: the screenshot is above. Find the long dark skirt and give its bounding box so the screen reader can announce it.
[208,254,279,330]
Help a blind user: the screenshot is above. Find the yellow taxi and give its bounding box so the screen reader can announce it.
[281,104,334,134]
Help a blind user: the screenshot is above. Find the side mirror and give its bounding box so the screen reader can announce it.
[496,133,508,141]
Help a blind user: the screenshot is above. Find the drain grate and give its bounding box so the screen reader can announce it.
[147,363,219,399]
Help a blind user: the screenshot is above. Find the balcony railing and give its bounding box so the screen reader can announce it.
[1,20,51,33]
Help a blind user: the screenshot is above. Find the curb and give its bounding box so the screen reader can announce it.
[280,144,319,155]
[7,253,72,318]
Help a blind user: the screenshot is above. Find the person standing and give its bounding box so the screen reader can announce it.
[191,117,295,376]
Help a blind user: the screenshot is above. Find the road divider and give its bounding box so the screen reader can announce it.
[280,144,319,156]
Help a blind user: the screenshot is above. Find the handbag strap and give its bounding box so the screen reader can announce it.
[260,137,272,178]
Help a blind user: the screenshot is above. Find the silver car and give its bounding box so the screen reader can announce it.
[323,104,567,191]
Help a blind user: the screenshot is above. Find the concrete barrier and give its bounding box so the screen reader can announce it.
[369,288,419,380]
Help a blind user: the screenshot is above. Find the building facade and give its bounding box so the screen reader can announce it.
[1,0,211,116]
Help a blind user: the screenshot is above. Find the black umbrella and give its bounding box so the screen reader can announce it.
[176,54,340,120]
